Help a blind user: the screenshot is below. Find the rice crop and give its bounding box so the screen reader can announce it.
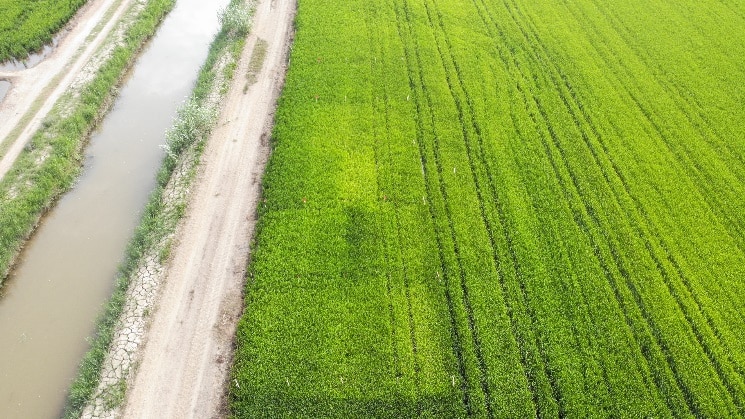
[230,0,745,416]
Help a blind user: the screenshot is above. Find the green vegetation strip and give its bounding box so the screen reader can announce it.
[62,1,253,416]
[230,0,745,416]
[0,0,88,62]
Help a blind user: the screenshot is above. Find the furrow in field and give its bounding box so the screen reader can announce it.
[715,0,745,21]
[371,28,424,392]
[400,13,487,416]
[456,0,684,414]
[551,0,745,370]
[482,7,694,414]
[537,54,706,419]
[422,0,594,416]
[472,0,678,414]
[381,0,477,412]
[610,71,745,311]
[527,100,692,415]
[493,0,745,414]
[400,0,542,414]
[364,1,404,385]
[622,68,745,257]
[502,0,745,408]
[432,0,653,414]
[466,3,654,414]
[556,0,745,330]
[391,0,473,412]
[721,0,745,19]
[378,193,405,381]
[404,1,535,414]
[585,0,745,257]
[418,1,498,416]
[366,1,442,400]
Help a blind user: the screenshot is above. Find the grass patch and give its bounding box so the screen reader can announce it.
[101,377,127,411]
[244,38,268,92]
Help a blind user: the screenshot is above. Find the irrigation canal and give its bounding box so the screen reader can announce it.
[0,0,229,416]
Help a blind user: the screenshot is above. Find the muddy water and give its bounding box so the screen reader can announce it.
[0,80,9,103]
[0,0,229,417]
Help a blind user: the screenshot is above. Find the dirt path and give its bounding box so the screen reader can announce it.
[0,0,135,179]
[121,0,295,416]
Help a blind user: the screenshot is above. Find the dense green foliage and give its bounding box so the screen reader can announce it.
[0,0,88,62]
[231,0,745,416]
[62,1,251,416]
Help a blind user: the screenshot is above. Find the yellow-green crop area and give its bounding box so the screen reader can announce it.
[0,0,87,62]
[230,0,745,416]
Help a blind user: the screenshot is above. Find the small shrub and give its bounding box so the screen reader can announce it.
[164,99,218,159]
[218,3,252,38]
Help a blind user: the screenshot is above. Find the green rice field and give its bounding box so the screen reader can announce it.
[230,0,745,416]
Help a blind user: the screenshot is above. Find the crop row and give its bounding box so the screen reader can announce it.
[230,0,745,416]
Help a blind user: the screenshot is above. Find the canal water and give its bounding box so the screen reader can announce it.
[0,0,229,416]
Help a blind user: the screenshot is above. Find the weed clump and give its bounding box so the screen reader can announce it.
[161,98,218,162]
[218,2,253,38]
